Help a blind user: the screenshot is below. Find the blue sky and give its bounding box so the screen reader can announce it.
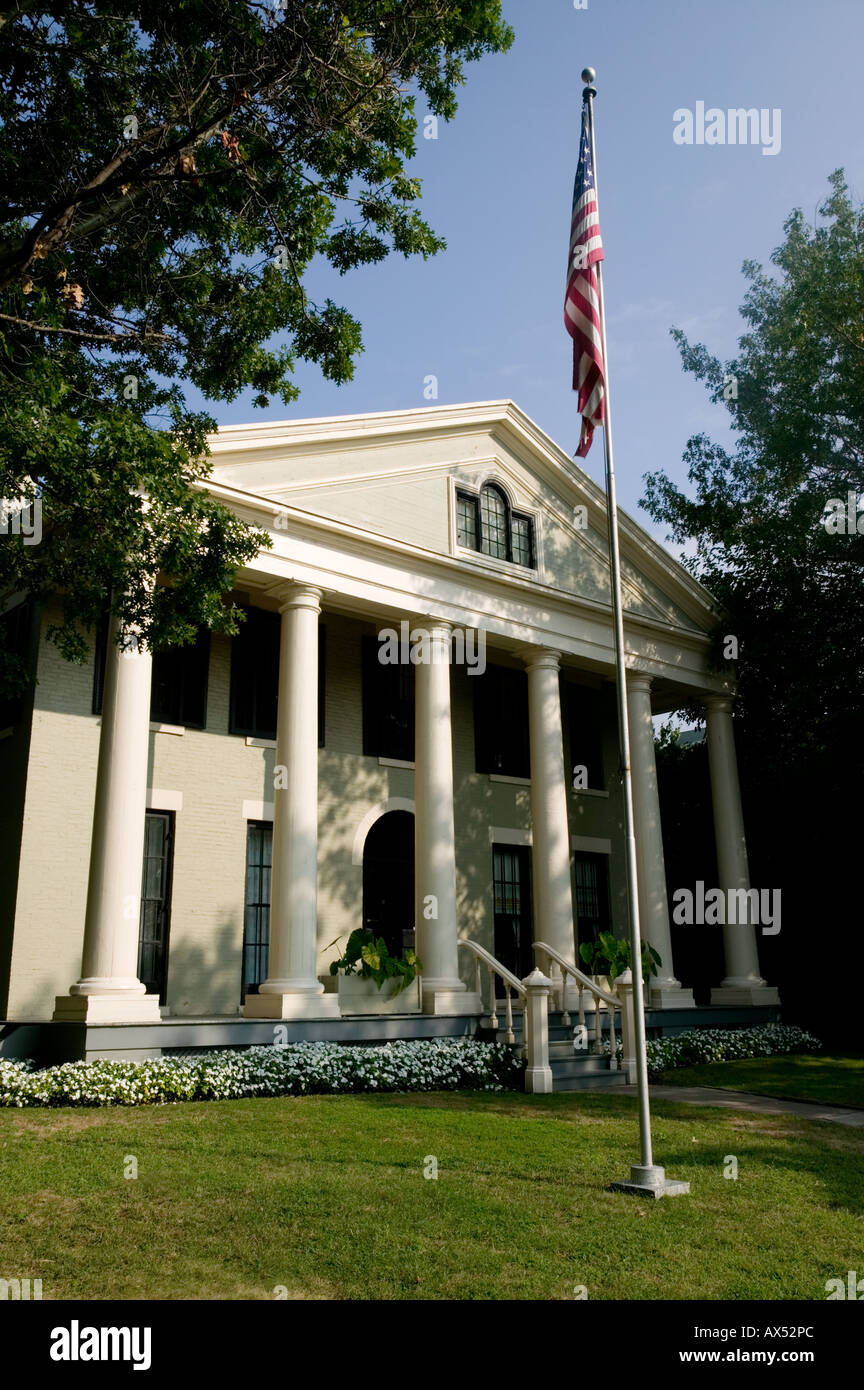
[205,0,864,554]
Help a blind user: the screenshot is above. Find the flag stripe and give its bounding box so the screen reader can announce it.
[565,106,605,458]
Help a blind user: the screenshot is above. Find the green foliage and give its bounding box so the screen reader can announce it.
[641,171,864,783]
[328,927,422,993]
[0,0,513,687]
[579,931,661,984]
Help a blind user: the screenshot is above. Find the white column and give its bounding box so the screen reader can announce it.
[705,696,779,1005]
[54,616,161,1022]
[245,584,338,1019]
[414,620,477,1014]
[524,649,576,972]
[627,672,695,1007]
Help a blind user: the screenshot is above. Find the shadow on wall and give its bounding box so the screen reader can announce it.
[165,919,241,1017]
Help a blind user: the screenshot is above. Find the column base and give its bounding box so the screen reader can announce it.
[525,1064,553,1094]
[243,991,341,1020]
[648,983,697,1009]
[710,983,780,1006]
[53,992,162,1024]
[421,984,482,1016]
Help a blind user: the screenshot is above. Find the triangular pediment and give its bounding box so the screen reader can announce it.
[208,400,719,637]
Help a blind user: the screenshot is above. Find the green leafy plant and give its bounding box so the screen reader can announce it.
[579,931,661,985]
[328,929,421,994]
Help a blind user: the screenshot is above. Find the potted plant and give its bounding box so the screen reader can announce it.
[326,928,423,1015]
[579,932,662,1003]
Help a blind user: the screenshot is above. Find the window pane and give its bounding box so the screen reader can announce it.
[457,494,478,550]
[511,514,534,568]
[480,486,508,559]
[243,822,272,994]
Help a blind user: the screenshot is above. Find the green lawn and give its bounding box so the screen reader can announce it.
[1,1089,861,1300]
[660,1054,864,1109]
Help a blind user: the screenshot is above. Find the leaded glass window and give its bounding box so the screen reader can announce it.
[480,484,508,559]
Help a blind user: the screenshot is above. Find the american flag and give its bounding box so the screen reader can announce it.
[564,105,605,458]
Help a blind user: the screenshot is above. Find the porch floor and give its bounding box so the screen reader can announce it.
[1,1002,781,1064]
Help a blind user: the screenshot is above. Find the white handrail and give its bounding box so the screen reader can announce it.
[533,941,618,1006]
[533,940,622,1070]
[458,939,525,1045]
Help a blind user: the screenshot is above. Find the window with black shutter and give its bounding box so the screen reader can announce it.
[567,684,605,790]
[228,607,279,739]
[362,634,415,761]
[93,609,210,729]
[473,664,530,778]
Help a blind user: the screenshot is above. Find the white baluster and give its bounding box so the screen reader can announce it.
[561,966,571,1028]
[504,985,515,1045]
[488,966,498,1031]
[594,993,604,1050]
[609,1003,618,1070]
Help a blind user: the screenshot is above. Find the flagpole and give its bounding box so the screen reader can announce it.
[579,67,688,1198]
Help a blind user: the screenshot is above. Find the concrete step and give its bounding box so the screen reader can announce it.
[550,1055,618,1079]
[551,1071,629,1093]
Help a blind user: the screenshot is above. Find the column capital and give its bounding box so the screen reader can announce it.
[703,692,735,715]
[275,582,323,615]
[626,669,654,694]
[520,646,562,674]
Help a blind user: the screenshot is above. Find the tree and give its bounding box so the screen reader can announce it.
[642,170,864,782]
[0,0,513,689]
[643,172,864,1042]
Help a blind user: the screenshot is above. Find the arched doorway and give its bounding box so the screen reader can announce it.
[362,810,415,959]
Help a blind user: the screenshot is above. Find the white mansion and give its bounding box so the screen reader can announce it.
[0,401,778,1063]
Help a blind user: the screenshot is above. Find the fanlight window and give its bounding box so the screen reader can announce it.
[456,483,535,569]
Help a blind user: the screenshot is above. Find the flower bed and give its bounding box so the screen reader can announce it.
[0,1038,524,1108]
[643,1023,821,1079]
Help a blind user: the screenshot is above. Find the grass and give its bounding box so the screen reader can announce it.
[1,1089,862,1300]
[660,1055,864,1109]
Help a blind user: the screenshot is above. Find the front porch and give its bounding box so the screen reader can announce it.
[0,1000,781,1067]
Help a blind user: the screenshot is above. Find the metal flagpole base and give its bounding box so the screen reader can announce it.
[609,1165,690,1199]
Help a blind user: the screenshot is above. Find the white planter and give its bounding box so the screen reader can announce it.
[334,973,422,1015]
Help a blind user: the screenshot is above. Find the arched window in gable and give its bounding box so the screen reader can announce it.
[455,481,536,569]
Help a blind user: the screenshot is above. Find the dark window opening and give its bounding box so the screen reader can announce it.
[574,851,611,956]
[138,810,174,1002]
[93,609,210,730]
[228,610,325,745]
[242,821,271,999]
[473,664,530,778]
[492,844,534,986]
[362,634,415,761]
[362,809,415,960]
[567,683,605,790]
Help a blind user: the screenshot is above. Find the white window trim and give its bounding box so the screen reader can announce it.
[447,472,544,579]
[489,773,531,787]
[242,799,274,822]
[150,721,184,737]
[379,756,415,770]
[246,735,277,749]
[488,826,532,846]
[571,835,612,855]
[147,788,183,812]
